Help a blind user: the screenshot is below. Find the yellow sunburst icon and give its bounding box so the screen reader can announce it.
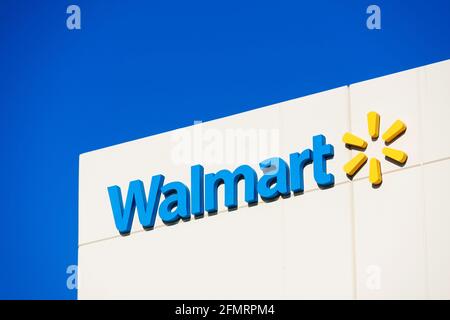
[342,112,408,186]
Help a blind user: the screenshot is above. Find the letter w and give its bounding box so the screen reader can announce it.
[107,175,165,234]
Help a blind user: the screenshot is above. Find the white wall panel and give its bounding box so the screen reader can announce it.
[420,59,450,162]
[79,200,284,299]
[423,159,450,299]
[283,184,354,299]
[353,167,427,299]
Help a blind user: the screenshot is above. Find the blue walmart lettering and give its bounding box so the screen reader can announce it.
[107,134,334,234]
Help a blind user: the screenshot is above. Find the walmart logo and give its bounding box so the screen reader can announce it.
[107,112,408,235]
[342,112,408,185]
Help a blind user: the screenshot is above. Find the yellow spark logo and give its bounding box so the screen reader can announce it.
[342,112,408,186]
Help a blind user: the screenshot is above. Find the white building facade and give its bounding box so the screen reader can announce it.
[78,59,450,299]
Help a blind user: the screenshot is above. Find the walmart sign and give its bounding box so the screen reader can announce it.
[108,112,407,235]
